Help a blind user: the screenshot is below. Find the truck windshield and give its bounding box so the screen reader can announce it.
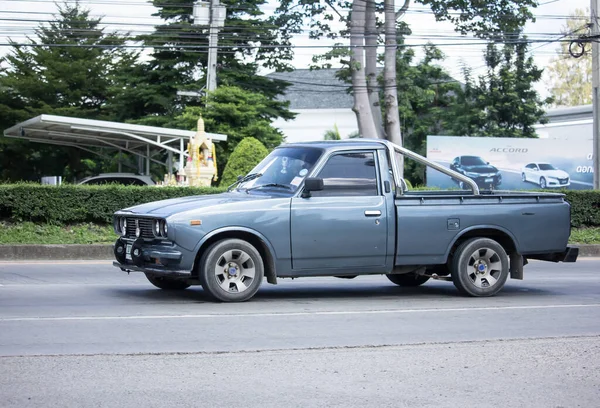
[461,156,487,166]
[237,147,323,194]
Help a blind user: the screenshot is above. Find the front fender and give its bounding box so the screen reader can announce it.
[194,225,278,261]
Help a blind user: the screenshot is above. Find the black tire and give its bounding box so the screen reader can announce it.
[145,274,191,290]
[540,177,546,189]
[521,172,526,182]
[386,273,430,287]
[199,238,264,302]
[451,238,509,297]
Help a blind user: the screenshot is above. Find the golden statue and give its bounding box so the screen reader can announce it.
[184,116,218,187]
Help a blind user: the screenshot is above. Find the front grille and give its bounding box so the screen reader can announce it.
[125,217,155,239]
[558,178,569,184]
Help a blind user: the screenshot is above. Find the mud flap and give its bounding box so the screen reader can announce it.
[510,253,524,280]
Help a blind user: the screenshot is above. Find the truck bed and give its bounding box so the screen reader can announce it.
[394,190,570,265]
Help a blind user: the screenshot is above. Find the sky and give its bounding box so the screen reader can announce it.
[0,0,592,99]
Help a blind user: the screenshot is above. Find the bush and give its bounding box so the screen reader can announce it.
[0,184,224,224]
[563,190,600,228]
[220,137,269,187]
[0,183,598,228]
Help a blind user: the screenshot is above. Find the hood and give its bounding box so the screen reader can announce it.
[542,169,569,179]
[463,165,498,174]
[117,192,270,218]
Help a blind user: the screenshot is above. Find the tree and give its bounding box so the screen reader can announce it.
[546,8,592,106]
[273,0,540,175]
[220,137,269,186]
[396,44,461,184]
[450,40,552,138]
[117,0,295,128]
[0,2,137,181]
[174,86,291,179]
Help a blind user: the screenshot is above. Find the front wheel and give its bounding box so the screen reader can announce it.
[386,273,430,287]
[199,239,264,302]
[145,274,191,290]
[451,238,509,297]
[539,177,547,189]
[521,172,526,182]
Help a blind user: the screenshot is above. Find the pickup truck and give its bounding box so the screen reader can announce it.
[112,139,578,302]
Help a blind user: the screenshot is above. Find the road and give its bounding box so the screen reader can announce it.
[1,260,600,407]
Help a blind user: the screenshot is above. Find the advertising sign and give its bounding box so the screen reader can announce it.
[426,136,594,191]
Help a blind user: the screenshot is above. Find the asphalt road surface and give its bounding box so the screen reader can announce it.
[1,259,599,407]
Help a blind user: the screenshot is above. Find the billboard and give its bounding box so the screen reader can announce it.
[426,136,594,191]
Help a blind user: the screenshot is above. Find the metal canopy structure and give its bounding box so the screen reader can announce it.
[3,115,227,176]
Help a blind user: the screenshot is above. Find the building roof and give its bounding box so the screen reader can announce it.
[266,69,354,110]
[543,104,592,123]
[3,114,227,175]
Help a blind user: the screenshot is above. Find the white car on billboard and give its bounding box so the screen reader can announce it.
[521,162,570,189]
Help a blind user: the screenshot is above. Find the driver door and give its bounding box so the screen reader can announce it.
[290,150,388,271]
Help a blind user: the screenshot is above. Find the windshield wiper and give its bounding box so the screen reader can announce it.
[244,183,293,193]
[227,172,263,191]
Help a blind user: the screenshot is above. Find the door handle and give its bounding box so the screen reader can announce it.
[364,210,381,217]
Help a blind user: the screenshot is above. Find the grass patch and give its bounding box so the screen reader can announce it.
[569,227,600,245]
[0,221,116,244]
[0,222,598,245]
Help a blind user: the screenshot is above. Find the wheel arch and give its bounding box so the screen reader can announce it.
[445,226,519,263]
[193,227,278,284]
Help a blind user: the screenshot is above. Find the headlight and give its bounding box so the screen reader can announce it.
[154,220,160,236]
[120,217,127,236]
[160,220,168,237]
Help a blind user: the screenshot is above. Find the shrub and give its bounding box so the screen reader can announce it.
[563,190,600,228]
[0,183,598,228]
[0,183,224,224]
[220,137,269,187]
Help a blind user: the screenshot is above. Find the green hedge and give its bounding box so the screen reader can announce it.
[0,184,225,224]
[563,190,600,228]
[0,184,599,227]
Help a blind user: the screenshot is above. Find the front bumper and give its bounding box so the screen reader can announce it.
[113,237,192,277]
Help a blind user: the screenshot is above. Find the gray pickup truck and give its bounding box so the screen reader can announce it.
[112,139,578,302]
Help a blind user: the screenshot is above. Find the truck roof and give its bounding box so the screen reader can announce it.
[281,139,388,151]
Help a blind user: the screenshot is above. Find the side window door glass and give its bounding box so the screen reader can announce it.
[312,152,378,197]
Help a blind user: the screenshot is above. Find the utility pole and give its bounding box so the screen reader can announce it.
[193,0,226,94]
[593,0,600,189]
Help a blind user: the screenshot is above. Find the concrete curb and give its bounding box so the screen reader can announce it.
[0,244,114,260]
[0,243,599,261]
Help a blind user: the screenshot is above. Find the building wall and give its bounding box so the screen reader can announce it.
[272,108,358,143]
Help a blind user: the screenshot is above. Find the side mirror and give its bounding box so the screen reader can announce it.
[237,175,243,181]
[301,177,324,198]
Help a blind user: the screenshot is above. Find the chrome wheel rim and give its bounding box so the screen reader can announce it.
[214,249,256,293]
[467,247,502,289]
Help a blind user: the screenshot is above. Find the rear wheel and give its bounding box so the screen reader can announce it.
[145,274,191,290]
[451,238,509,297]
[386,273,430,287]
[199,239,264,302]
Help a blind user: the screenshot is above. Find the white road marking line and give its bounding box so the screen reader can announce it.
[1,303,600,322]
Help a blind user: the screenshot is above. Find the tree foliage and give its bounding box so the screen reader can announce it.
[120,0,295,128]
[175,86,290,179]
[0,2,137,181]
[546,8,592,106]
[219,137,269,187]
[449,40,551,138]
